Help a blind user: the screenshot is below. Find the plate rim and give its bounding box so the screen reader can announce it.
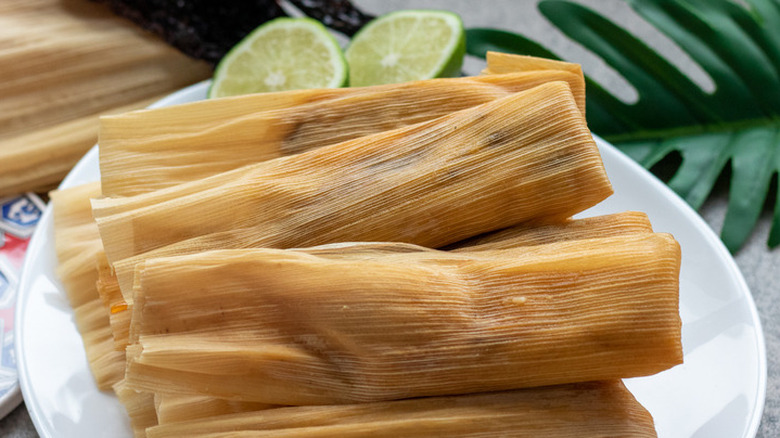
[14,80,767,438]
[602,127,767,438]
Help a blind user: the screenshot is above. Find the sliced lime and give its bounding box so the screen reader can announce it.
[345,10,465,87]
[209,18,348,98]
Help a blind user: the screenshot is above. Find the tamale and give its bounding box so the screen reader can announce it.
[51,183,124,388]
[145,381,656,438]
[131,225,664,424]
[99,70,585,197]
[0,0,210,195]
[98,208,652,328]
[1,94,166,197]
[450,211,653,250]
[99,213,650,350]
[154,394,275,425]
[125,233,681,404]
[114,379,158,438]
[103,212,651,352]
[94,82,612,301]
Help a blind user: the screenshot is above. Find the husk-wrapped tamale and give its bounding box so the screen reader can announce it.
[0,0,210,196]
[125,233,681,404]
[94,82,612,302]
[51,182,124,388]
[145,381,656,438]
[106,212,653,352]
[99,69,585,197]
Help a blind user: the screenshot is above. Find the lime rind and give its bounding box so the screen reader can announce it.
[209,17,348,99]
[345,10,465,87]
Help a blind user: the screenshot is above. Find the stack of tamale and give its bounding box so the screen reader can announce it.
[51,52,681,437]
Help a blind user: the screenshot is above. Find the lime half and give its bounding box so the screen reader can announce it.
[209,18,348,98]
[345,10,465,87]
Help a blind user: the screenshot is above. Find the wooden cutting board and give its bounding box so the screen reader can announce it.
[0,0,212,196]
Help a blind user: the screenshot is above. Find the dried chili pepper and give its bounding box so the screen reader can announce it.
[92,0,373,66]
[287,0,373,36]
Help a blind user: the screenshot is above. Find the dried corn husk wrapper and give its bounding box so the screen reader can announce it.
[451,210,653,250]
[145,381,656,438]
[483,51,584,77]
[154,394,274,425]
[94,82,612,301]
[51,182,104,308]
[114,379,158,438]
[126,233,681,404]
[99,58,585,197]
[0,0,210,195]
[50,182,124,388]
[108,213,653,351]
[96,250,130,349]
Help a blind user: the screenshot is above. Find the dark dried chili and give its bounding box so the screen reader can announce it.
[91,0,373,66]
[286,0,373,36]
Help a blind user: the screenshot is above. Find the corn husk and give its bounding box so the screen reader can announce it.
[483,51,584,77]
[51,182,124,388]
[125,233,681,404]
[0,0,210,196]
[154,394,274,425]
[94,82,612,302]
[144,381,656,438]
[114,379,158,438]
[51,182,103,307]
[451,211,653,250]
[70,299,124,389]
[2,96,164,196]
[99,70,585,197]
[96,250,132,349]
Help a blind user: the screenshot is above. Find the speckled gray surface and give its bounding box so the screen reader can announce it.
[1,1,777,436]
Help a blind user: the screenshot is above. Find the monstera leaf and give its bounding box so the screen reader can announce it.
[467,0,780,252]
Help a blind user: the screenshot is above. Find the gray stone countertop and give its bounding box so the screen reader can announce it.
[2,0,777,436]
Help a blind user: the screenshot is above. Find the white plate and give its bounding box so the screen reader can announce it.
[16,81,767,438]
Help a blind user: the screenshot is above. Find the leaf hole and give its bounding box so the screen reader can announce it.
[712,160,734,197]
[764,172,778,214]
[648,150,682,183]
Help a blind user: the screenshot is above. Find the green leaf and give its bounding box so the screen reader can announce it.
[466,0,780,252]
[465,28,560,60]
